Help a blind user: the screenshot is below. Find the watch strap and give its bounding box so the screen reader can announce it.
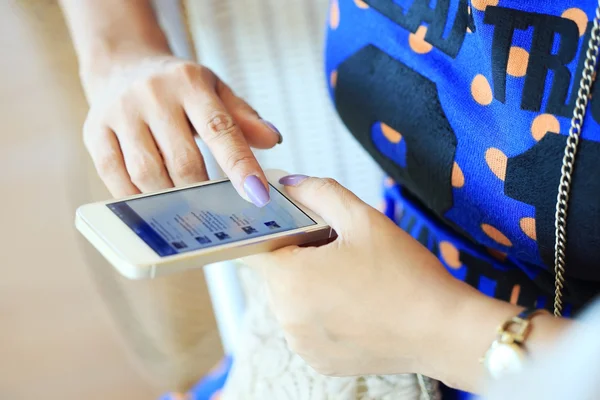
[497,308,548,346]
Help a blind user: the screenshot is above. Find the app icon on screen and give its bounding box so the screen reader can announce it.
[171,241,188,249]
[264,221,281,230]
[242,226,258,235]
[214,232,231,241]
[195,236,212,245]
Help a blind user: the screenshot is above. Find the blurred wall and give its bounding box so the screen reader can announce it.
[0,2,160,399]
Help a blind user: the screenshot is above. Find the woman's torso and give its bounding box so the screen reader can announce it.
[325,0,600,312]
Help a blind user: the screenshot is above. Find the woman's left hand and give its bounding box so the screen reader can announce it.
[245,175,478,378]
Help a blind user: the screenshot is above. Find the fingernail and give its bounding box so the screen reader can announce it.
[244,175,270,207]
[261,119,283,144]
[279,174,308,186]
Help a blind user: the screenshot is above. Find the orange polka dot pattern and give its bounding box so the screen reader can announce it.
[471,74,493,105]
[354,0,369,9]
[531,114,560,141]
[487,248,507,262]
[329,0,340,30]
[485,148,507,181]
[520,217,537,241]
[510,285,521,305]
[328,1,599,317]
[562,8,588,36]
[330,70,338,88]
[507,47,529,77]
[452,162,465,188]
[409,26,433,54]
[482,224,512,247]
[380,122,402,143]
[384,177,396,187]
[471,0,499,12]
[440,241,462,269]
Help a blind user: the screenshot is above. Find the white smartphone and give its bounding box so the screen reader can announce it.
[76,170,333,279]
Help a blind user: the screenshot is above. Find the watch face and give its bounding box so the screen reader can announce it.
[485,342,525,380]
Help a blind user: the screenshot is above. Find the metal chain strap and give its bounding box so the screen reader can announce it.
[554,1,600,317]
[420,4,600,397]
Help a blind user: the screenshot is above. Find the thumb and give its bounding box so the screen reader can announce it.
[217,79,283,148]
[279,175,368,232]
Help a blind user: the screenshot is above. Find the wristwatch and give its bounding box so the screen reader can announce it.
[482,308,548,380]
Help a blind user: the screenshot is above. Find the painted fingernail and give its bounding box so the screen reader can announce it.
[244,175,270,207]
[261,119,283,144]
[279,174,308,186]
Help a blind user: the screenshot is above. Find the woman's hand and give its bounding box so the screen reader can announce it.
[247,175,570,392]
[245,175,475,377]
[82,53,281,204]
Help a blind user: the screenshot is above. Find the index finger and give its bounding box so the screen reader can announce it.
[183,91,270,207]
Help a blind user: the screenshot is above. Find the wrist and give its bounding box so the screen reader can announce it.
[517,312,570,358]
[420,284,521,392]
[421,283,570,393]
[78,34,171,97]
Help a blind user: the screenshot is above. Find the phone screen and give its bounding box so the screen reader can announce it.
[107,181,316,257]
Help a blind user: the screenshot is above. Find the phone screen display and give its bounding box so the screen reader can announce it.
[107,181,316,257]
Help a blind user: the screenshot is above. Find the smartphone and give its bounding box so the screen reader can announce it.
[75,170,333,279]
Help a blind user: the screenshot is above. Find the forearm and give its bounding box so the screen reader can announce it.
[59,0,171,81]
[421,283,571,393]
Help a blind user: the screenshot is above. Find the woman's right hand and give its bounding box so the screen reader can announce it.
[81,54,282,206]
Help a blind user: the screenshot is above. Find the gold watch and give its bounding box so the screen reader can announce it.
[482,308,548,379]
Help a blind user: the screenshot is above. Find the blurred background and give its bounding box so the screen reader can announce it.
[0,1,382,398]
[0,2,213,398]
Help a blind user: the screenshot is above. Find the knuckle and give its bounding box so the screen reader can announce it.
[107,96,140,125]
[215,78,231,96]
[322,178,354,206]
[83,107,110,132]
[205,112,238,140]
[215,79,259,115]
[243,103,259,117]
[171,151,203,179]
[139,77,164,106]
[322,177,340,189]
[175,62,198,80]
[338,186,354,209]
[128,154,160,184]
[82,120,99,146]
[95,153,121,177]
[225,151,255,173]
[82,116,95,134]
[113,94,131,113]
[314,177,341,193]
[176,62,213,88]
[234,97,259,116]
[197,66,217,83]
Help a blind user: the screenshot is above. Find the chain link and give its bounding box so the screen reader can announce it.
[423,3,600,395]
[553,1,600,317]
